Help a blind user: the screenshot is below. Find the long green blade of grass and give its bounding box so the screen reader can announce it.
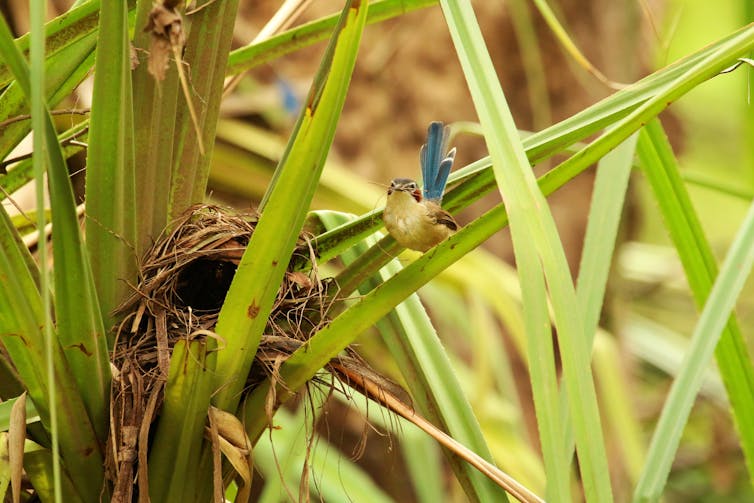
[211,0,369,412]
[0,0,133,88]
[25,28,110,455]
[633,119,754,500]
[552,133,640,477]
[85,0,137,328]
[0,206,55,434]
[565,133,643,483]
[166,0,241,221]
[576,132,638,334]
[0,11,106,500]
[0,33,95,161]
[147,339,217,502]
[440,2,612,501]
[512,223,567,501]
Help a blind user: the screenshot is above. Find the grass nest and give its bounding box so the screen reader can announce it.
[106,204,348,499]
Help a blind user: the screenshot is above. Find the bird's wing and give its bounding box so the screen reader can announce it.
[425,201,459,231]
[434,210,458,231]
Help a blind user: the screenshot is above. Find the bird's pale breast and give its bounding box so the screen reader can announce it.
[384,192,454,252]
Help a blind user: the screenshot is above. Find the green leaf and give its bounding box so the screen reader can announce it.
[576,132,638,334]
[24,441,83,503]
[440,2,612,501]
[166,0,243,221]
[0,8,108,499]
[633,119,754,500]
[570,133,643,482]
[0,33,96,161]
[148,339,216,502]
[0,198,102,503]
[36,33,111,449]
[211,0,369,412]
[0,0,109,87]
[0,209,51,412]
[85,0,136,327]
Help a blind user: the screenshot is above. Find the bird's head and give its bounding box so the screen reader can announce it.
[387,178,422,202]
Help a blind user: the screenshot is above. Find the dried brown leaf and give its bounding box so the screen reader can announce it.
[9,393,26,503]
[286,270,313,291]
[144,5,185,82]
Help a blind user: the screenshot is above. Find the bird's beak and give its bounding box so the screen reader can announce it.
[387,186,395,195]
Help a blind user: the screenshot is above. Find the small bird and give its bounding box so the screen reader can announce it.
[383,122,458,252]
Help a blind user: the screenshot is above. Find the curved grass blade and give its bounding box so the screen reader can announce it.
[633,119,754,499]
[559,133,643,485]
[441,2,614,501]
[0,10,108,499]
[166,0,243,221]
[147,339,217,502]
[575,132,638,332]
[529,0,621,88]
[85,0,136,328]
[0,0,138,88]
[210,0,369,412]
[0,201,103,502]
[0,33,95,161]
[635,201,754,501]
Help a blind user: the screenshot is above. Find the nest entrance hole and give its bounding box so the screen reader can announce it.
[174,258,237,311]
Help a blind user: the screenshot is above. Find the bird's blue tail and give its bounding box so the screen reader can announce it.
[420,121,455,202]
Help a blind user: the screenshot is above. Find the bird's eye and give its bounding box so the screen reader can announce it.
[408,182,417,190]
